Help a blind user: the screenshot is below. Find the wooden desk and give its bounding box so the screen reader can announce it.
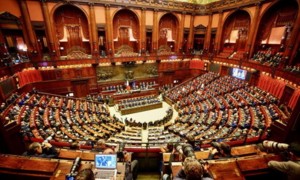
[195,151,210,160]
[171,162,182,178]
[231,145,258,157]
[81,151,97,161]
[209,160,244,180]
[0,155,58,178]
[120,102,162,115]
[58,149,82,160]
[51,160,73,180]
[163,151,210,162]
[236,155,269,176]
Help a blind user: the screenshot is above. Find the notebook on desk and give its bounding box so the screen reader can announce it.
[94,154,117,180]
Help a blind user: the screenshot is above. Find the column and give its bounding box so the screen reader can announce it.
[215,11,224,54]
[284,11,300,65]
[40,0,58,58]
[177,12,186,53]
[152,9,158,54]
[0,29,8,55]
[248,3,261,58]
[140,8,146,54]
[204,13,213,52]
[187,13,195,53]
[105,4,113,56]
[89,3,99,57]
[19,0,41,60]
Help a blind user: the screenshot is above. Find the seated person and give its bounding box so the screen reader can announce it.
[94,139,116,154]
[164,157,212,180]
[208,142,232,159]
[76,164,95,180]
[76,168,95,180]
[161,142,174,153]
[94,139,138,180]
[24,142,58,158]
[160,143,175,176]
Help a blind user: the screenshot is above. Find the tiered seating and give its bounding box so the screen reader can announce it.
[108,127,143,145]
[251,50,283,67]
[164,73,290,146]
[2,92,124,146]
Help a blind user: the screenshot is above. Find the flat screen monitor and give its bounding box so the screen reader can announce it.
[232,68,247,80]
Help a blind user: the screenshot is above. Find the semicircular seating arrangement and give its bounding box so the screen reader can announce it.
[1,72,291,150]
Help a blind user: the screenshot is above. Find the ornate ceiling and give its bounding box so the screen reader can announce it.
[175,0,220,5]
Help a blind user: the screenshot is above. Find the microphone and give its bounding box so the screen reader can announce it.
[67,157,81,178]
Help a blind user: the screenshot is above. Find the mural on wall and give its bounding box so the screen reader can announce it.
[96,63,158,83]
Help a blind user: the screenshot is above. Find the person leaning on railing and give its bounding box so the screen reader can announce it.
[23,142,58,158]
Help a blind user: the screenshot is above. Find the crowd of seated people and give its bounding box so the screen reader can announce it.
[1,91,126,146]
[284,65,300,74]
[123,107,173,129]
[101,81,157,95]
[117,95,161,111]
[166,72,218,103]
[86,94,110,104]
[164,73,290,146]
[0,52,29,67]
[251,50,283,67]
[107,126,143,145]
[0,71,291,155]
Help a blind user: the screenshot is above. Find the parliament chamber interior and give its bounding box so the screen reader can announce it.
[0,0,300,179]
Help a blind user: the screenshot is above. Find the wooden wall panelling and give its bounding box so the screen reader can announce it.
[40,70,56,81]
[71,78,89,98]
[280,85,294,105]
[220,65,229,76]
[33,80,72,94]
[113,9,139,54]
[53,5,90,55]
[158,13,178,53]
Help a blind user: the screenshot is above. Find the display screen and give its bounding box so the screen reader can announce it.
[95,154,117,169]
[232,68,247,80]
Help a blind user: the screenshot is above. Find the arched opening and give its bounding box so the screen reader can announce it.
[254,0,298,65]
[158,13,178,55]
[112,9,139,57]
[221,10,250,59]
[53,4,90,59]
[0,12,29,66]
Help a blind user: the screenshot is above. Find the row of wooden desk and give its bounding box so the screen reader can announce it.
[0,144,282,180]
[169,154,282,180]
[161,144,283,180]
[0,152,127,180]
[120,102,162,115]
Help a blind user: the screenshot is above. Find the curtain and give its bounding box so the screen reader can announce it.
[257,75,286,98]
[17,70,42,87]
[288,89,300,110]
